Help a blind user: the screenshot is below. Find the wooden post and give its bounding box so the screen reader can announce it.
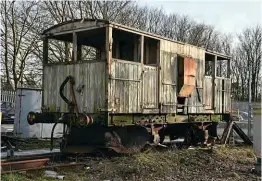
[156,41,160,109]
[227,59,231,78]
[77,44,82,60]
[105,25,113,111]
[43,37,48,65]
[73,32,77,61]
[212,55,217,110]
[140,36,144,64]
[140,35,144,111]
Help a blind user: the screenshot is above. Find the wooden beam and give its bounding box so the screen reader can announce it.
[73,32,77,61]
[106,26,113,72]
[43,37,48,65]
[77,44,82,60]
[227,59,231,78]
[212,55,217,110]
[105,26,113,111]
[140,35,144,64]
[140,35,144,110]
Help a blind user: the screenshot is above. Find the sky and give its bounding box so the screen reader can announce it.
[138,0,262,37]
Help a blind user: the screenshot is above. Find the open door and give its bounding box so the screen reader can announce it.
[141,37,159,113]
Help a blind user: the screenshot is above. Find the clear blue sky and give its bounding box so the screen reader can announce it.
[138,0,262,36]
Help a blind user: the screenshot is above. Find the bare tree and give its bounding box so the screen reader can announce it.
[238,26,262,101]
[1,1,41,89]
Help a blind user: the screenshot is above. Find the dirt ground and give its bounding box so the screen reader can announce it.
[1,145,260,181]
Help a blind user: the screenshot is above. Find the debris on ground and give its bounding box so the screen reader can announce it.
[44,170,65,180]
[1,146,260,181]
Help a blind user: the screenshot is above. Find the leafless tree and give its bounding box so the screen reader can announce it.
[237,26,261,101]
[1,0,260,102]
[1,1,41,89]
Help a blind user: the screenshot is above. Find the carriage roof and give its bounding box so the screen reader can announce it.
[43,19,231,60]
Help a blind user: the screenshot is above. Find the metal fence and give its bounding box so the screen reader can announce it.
[1,90,16,106]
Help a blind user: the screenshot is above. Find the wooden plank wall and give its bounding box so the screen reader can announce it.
[143,65,158,109]
[43,62,106,113]
[160,50,177,113]
[110,59,142,113]
[204,76,213,110]
[160,40,205,113]
[215,78,223,113]
[224,78,231,112]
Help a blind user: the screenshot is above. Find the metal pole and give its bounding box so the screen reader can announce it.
[247,61,252,138]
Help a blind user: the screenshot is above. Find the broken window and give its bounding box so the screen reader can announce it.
[205,53,214,76]
[216,57,229,78]
[45,28,106,64]
[112,29,139,62]
[143,37,158,65]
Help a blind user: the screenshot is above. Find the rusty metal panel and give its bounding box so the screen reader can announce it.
[43,62,106,113]
[178,57,197,97]
[110,59,141,113]
[143,65,158,109]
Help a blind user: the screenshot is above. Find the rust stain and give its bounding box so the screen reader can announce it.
[179,57,197,97]
[1,158,49,171]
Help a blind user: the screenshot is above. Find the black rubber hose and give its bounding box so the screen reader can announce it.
[50,122,58,151]
[59,76,72,105]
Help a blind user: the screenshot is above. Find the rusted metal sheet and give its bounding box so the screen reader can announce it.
[1,158,49,171]
[43,62,106,113]
[110,59,142,113]
[178,57,197,97]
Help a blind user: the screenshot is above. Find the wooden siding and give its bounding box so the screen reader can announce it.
[160,51,177,113]
[204,76,213,110]
[214,78,232,113]
[143,65,158,109]
[110,59,142,113]
[204,77,231,113]
[43,62,106,113]
[224,78,231,112]
[160,40,205,113]
[215,78,223,113]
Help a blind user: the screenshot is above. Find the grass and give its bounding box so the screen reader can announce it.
[12,138,60,150]
[253,107,261,115]
[1,146,259,181]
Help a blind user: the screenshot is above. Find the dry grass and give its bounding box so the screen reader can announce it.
[1,146,260,181]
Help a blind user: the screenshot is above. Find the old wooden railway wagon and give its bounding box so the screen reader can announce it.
[28,19,232,153]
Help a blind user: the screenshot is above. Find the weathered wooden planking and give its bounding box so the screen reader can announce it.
[43,20,107,35]
[160,40,205,113]
[204,76,213,110]
[215,78,223,113]
[110,59,141,113]
[224,78,231,112]
[160,50,177,113]
[43,62,106,113]
[143,65,158,109]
